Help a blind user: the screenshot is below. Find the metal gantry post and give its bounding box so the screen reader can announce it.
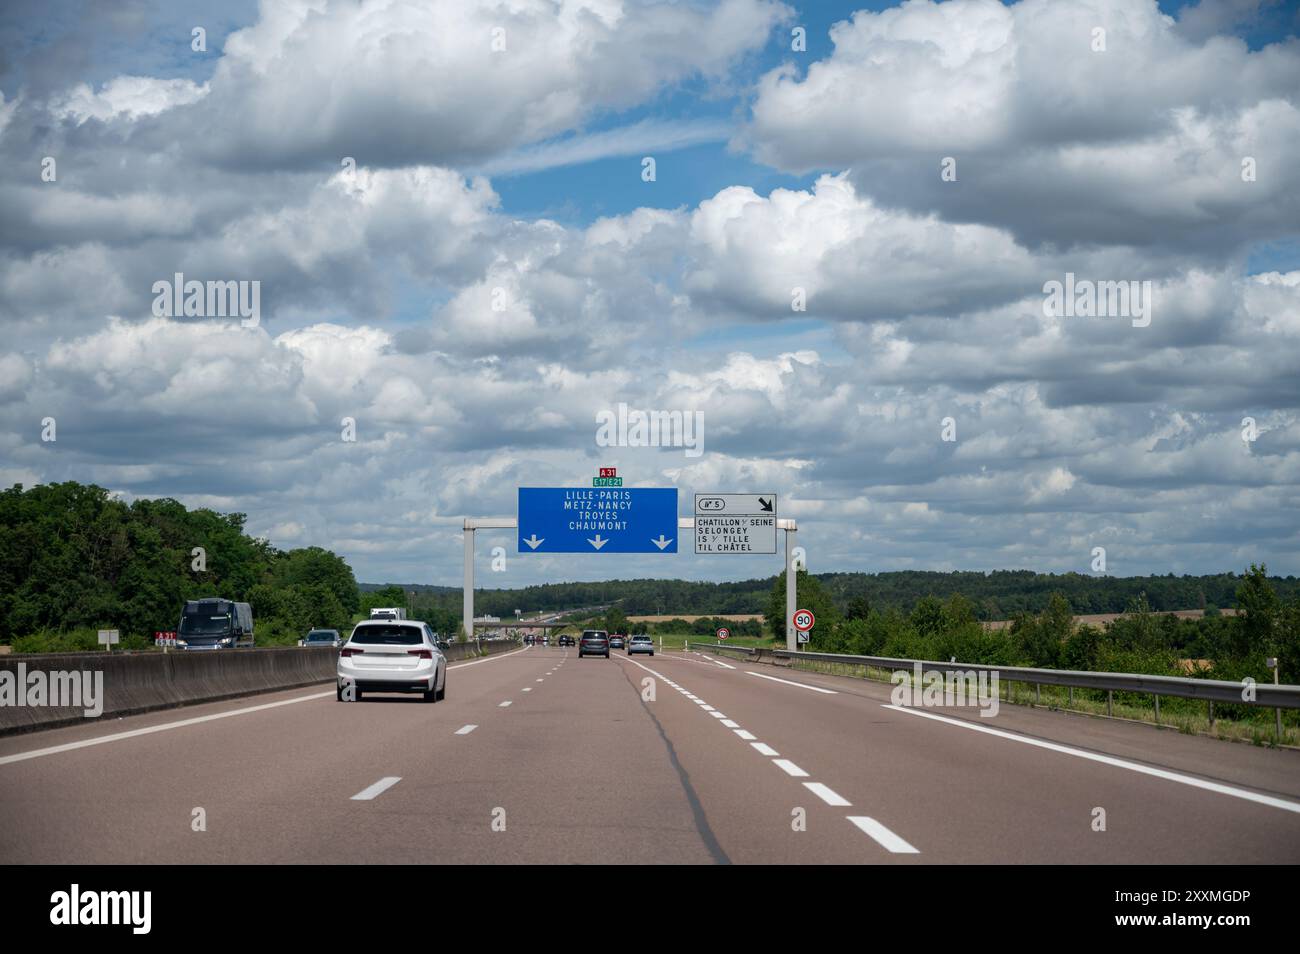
[782,521,798,652]
[463,518,518,645]
[463,523,474,643]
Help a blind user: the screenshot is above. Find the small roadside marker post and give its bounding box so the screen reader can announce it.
[1269,657,1281,740]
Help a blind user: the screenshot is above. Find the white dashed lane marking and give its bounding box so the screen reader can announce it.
[351,777,401,801]
[772,759,809,778]
[622,652,922,855]
[848,816,920,854]
[804,782,852,806]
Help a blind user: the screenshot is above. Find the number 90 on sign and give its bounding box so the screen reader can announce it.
[793,609,815,631]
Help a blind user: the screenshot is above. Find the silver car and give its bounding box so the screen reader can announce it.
[627,634,654,656]
[300,628,342,648]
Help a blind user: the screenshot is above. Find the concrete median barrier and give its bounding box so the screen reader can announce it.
[0,639,519,736]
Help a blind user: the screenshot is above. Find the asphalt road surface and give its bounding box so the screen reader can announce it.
[2,645,1298,863]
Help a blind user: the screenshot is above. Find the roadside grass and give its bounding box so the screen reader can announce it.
[8,627,153,654]
[780,658,1300,748]
[650,633,775,651]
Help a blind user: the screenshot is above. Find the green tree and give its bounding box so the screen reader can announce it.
[1234,563,1279,661]
[1011,592,1072,667]
[846,595,871,621]
[765,570,839,643]
[275,547,360,616]
[605,606,628,634]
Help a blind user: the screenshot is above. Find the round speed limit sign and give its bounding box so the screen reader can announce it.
[792,609,815,632]
[716,627,730,640]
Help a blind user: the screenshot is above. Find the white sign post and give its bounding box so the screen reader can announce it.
[694,494,777,554]
[98,629,120,652]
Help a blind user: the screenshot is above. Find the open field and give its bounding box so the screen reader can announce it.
[624,621,764,629]
[979,608,1237,631]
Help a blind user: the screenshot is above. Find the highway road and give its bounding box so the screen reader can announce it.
[1,645,1298,863]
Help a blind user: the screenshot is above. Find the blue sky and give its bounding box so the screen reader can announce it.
[2,0,1299,585]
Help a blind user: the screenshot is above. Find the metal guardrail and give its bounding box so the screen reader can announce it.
[693,643,1300,731]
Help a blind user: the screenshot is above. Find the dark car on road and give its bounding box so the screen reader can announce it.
[579,629,610,658]
[609,634,626,650]
[557,634,574,647]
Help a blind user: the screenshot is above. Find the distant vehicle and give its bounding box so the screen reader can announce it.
[431,634,451,652]
[627,635,654,656]
[579,630,610,659]
[542,634,550,646]
[369,607,407,621]
[609,634,626,650]
[337,620,446,703]
[300,629,342,648]
[177,598,254,650]
[524,634,535,646]
[557,635,575,647]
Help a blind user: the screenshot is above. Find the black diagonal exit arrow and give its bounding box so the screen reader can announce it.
[759,497,773,512]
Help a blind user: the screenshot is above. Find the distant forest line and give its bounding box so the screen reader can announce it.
[364,570,1300,621]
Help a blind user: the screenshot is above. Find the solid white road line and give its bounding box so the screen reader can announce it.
[498,701,513,707]
[653,654,734,671]
[449,647,530,669]
[0,646,540,768]
[848,816,920,854]
[455,725,478,735]
[351,776,401,801]
[746,671,837,694]
[522,688,532,692]
[884,704,1300,815]
[707,657,736,669]
[751,742,780,756]
[803,782,852,806]
[0,690,335,767]
[772,759,809,778]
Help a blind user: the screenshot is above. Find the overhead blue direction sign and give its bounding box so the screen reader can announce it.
[518,487,678,553]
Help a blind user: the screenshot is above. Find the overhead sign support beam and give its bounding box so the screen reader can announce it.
[463,517,516,641]
[461,513,797,648]
[680,515,799,651]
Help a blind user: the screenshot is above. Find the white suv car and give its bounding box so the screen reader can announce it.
[337,620,447,703]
